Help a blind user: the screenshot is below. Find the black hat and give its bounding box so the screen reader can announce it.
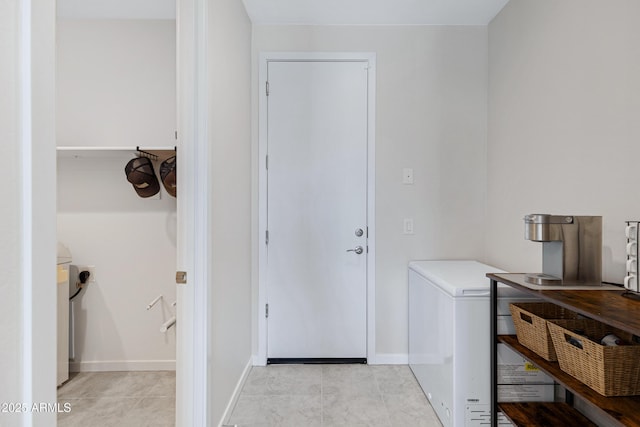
[160,156,176,198]
[124,157,161,198]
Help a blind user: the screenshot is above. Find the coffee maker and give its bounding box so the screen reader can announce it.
[524,214,602,285]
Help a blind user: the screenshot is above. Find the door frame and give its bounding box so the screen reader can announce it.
[18,0,57,424]
[176,0,210,425]
[23,0,209,425]
[257,52,376,366]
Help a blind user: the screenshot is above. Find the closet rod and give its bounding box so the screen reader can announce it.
[136,146,177,161]
[56,146,176,160]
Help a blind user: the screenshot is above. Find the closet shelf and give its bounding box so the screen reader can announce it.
[57,146,176,161]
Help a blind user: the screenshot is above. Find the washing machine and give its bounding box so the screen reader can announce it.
[57,242,72,386]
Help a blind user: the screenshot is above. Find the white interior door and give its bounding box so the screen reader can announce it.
[266,60,369,361]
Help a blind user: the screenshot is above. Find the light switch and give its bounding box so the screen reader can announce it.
[404,218,414,235]
[402,168,414,184]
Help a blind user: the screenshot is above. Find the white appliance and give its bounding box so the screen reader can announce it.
[56,242,72,386]
[408,260,553,427]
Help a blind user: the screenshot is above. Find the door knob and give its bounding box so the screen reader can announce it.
[346,246,364,255]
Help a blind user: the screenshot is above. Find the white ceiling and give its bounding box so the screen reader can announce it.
[57,0,510,25]
[242,0,510,25]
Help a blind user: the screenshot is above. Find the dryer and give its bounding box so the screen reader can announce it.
[57,242,72,386]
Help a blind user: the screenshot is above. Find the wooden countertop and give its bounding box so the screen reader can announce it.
[488,273,640,337]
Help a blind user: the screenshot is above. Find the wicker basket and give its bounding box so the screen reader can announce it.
[547,319,640,396]
[509,302,581,361]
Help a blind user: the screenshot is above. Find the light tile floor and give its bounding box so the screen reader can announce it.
[57,371,175,427]
[225,364,443,427]
[56,366,441,427]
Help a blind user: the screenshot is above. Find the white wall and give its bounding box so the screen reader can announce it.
[57,20,176,148]
[57,155,177,370]
[252,25,489,359]
[487,0,640,283]
[0,0,25,421]
[56,20,177,370]
[208,0,253,425]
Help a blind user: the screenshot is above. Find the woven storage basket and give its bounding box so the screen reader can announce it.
[547,319,640,396]
[509,302,581,361]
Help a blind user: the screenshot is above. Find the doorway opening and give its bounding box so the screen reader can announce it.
[55,6,178,425]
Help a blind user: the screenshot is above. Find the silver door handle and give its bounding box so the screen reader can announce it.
[346,246,364,255]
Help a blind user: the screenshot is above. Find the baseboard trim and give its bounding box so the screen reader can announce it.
[372,353,408,365]
[69,360,176,372]
[219,357,253,427]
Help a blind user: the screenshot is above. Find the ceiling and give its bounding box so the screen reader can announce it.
[57,0,509,25]
[242,0,510,26]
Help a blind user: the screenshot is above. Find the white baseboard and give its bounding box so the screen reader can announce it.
[372,353,408,365]
[219,357,253,427]
[69,360,176,372]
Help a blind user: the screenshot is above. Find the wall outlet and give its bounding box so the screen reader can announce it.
[78,265,96,283]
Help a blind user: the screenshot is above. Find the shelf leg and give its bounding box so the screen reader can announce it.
[565,389,574,406]
[491,278,498,427]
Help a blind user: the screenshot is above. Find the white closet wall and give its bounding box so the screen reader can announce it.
[56,19,177,371]
[57,19,176,148]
